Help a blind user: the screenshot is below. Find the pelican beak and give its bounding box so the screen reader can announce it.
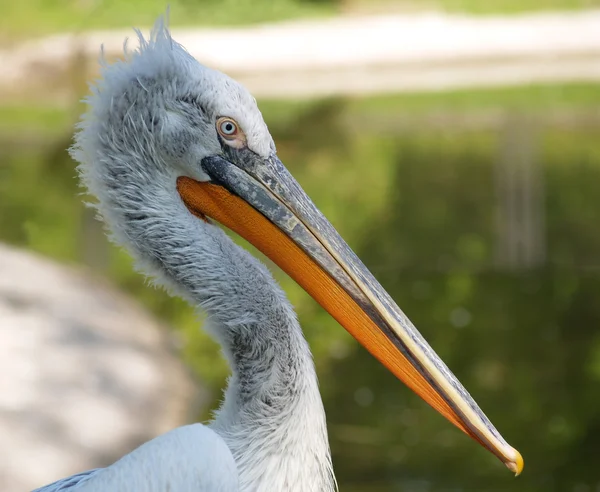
[177,148,523,476]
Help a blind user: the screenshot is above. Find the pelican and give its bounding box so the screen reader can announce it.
[34,16,523,492]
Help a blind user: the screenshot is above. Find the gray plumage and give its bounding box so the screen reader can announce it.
[35,16,335,492]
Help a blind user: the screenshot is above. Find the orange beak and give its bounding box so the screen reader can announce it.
[177,150,523,476]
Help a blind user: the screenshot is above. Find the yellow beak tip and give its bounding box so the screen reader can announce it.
[505,449,524,476]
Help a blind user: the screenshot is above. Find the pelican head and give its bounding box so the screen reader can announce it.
[72,17,522,481]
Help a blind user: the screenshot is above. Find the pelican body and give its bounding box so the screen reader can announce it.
[33,17,522,492]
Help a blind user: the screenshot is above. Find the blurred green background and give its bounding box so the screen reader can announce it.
[2,1,600,491]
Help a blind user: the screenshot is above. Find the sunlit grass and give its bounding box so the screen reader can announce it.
[438,0,598,13]
[2,0,596,42]
[1,0,333,41]
[0,106,72,134]
[347,83,600,114]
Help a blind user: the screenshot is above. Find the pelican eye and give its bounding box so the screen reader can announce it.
[217,117,239,139]
[216,117,246,149]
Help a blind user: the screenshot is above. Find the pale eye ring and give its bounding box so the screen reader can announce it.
[217,117,239,139]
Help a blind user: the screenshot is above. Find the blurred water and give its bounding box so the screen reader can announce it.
[1,88,599,490]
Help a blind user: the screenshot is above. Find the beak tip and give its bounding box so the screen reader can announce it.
[505,448,524,476]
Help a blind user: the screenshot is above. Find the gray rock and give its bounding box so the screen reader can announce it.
[0,243,197,491]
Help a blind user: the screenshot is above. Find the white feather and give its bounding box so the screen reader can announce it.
[35,426,238,491]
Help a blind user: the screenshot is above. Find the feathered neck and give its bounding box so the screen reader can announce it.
[72,117,335,492]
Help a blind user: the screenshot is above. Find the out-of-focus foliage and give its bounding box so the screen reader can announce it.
[1,0,331,41]
[1,0,597,41]
[2,82,599,490]
[437,0,599,14]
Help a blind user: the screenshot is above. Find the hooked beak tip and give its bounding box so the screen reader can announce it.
[505,448,524,476]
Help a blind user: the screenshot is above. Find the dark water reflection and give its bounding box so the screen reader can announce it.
[2,93,599,491]
[306,128,600,491]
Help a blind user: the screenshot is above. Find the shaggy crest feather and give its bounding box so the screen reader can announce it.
[48,14,338,492]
